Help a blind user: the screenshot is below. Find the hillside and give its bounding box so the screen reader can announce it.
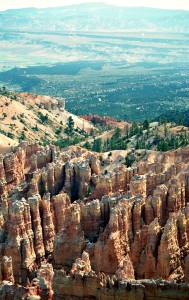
[0,133,18,154]
[0,88,95,153]
[1,88,189,158]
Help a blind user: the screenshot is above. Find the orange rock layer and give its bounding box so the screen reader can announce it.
[0,143,189,299]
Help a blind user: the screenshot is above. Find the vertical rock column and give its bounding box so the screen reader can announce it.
[2,256,14,283]
[5,200,36,284]
[28,195,45,259]
[41,194,55,255]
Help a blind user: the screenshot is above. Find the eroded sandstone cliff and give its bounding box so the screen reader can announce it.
[0,143,189,299]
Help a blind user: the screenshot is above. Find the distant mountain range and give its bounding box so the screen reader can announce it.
[0,2,189,32]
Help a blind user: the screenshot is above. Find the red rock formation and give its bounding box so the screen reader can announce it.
[4,199,36,284]
[157,214,182,280]
[41,194,55,254]
[0,142,54,199]
[28,195,45,259]
[35,262,54,300]
[54,202,86,269]
[52,254,189,300]
[52,193,72,234]
[1,256,14,283]
[1,143,189,299]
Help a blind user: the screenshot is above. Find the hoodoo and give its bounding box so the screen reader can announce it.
[0,141,189,299]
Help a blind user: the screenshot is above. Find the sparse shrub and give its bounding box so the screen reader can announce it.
[32,124,39,131]
[7,132,14,139]
[55,127,62,135]
[19,131,26,141]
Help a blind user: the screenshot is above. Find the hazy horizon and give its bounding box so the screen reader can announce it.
[0,0,189,12]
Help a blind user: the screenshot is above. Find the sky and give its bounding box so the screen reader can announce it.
[0,0,189,11]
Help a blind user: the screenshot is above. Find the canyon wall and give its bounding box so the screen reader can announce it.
[0,144,189,299]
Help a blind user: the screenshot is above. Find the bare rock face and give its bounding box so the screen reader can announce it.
[79,199,101,241]
[5,199,36,284]
[52,253,189,300]
[90,197,132,274]
[35,262,54,300]
[116,254,135,280]
[70,251,92,276]
[41,194,55,254]
[28,195,45,259]
[1,256,14,283]
[130,174,146,196]
[0,142,54,199]
[1,143,189,299]
[157,214,182,281]
[64,160,91,200]
[54,203,86,269]
[52,193,72,234]
[143,218,161,279]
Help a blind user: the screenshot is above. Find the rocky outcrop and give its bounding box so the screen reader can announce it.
[53,254,189,300]
[5,199,36,284]
[1,256,14,283]
[1,143,189,299]
[35,262,54,300]
[54,202,86,269]
[28,195,45,259]
[0,142,54,199]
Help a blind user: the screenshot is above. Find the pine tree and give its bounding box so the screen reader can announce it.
[92,138,102,152]
[65,116,74,136]
[143,120,149,130]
